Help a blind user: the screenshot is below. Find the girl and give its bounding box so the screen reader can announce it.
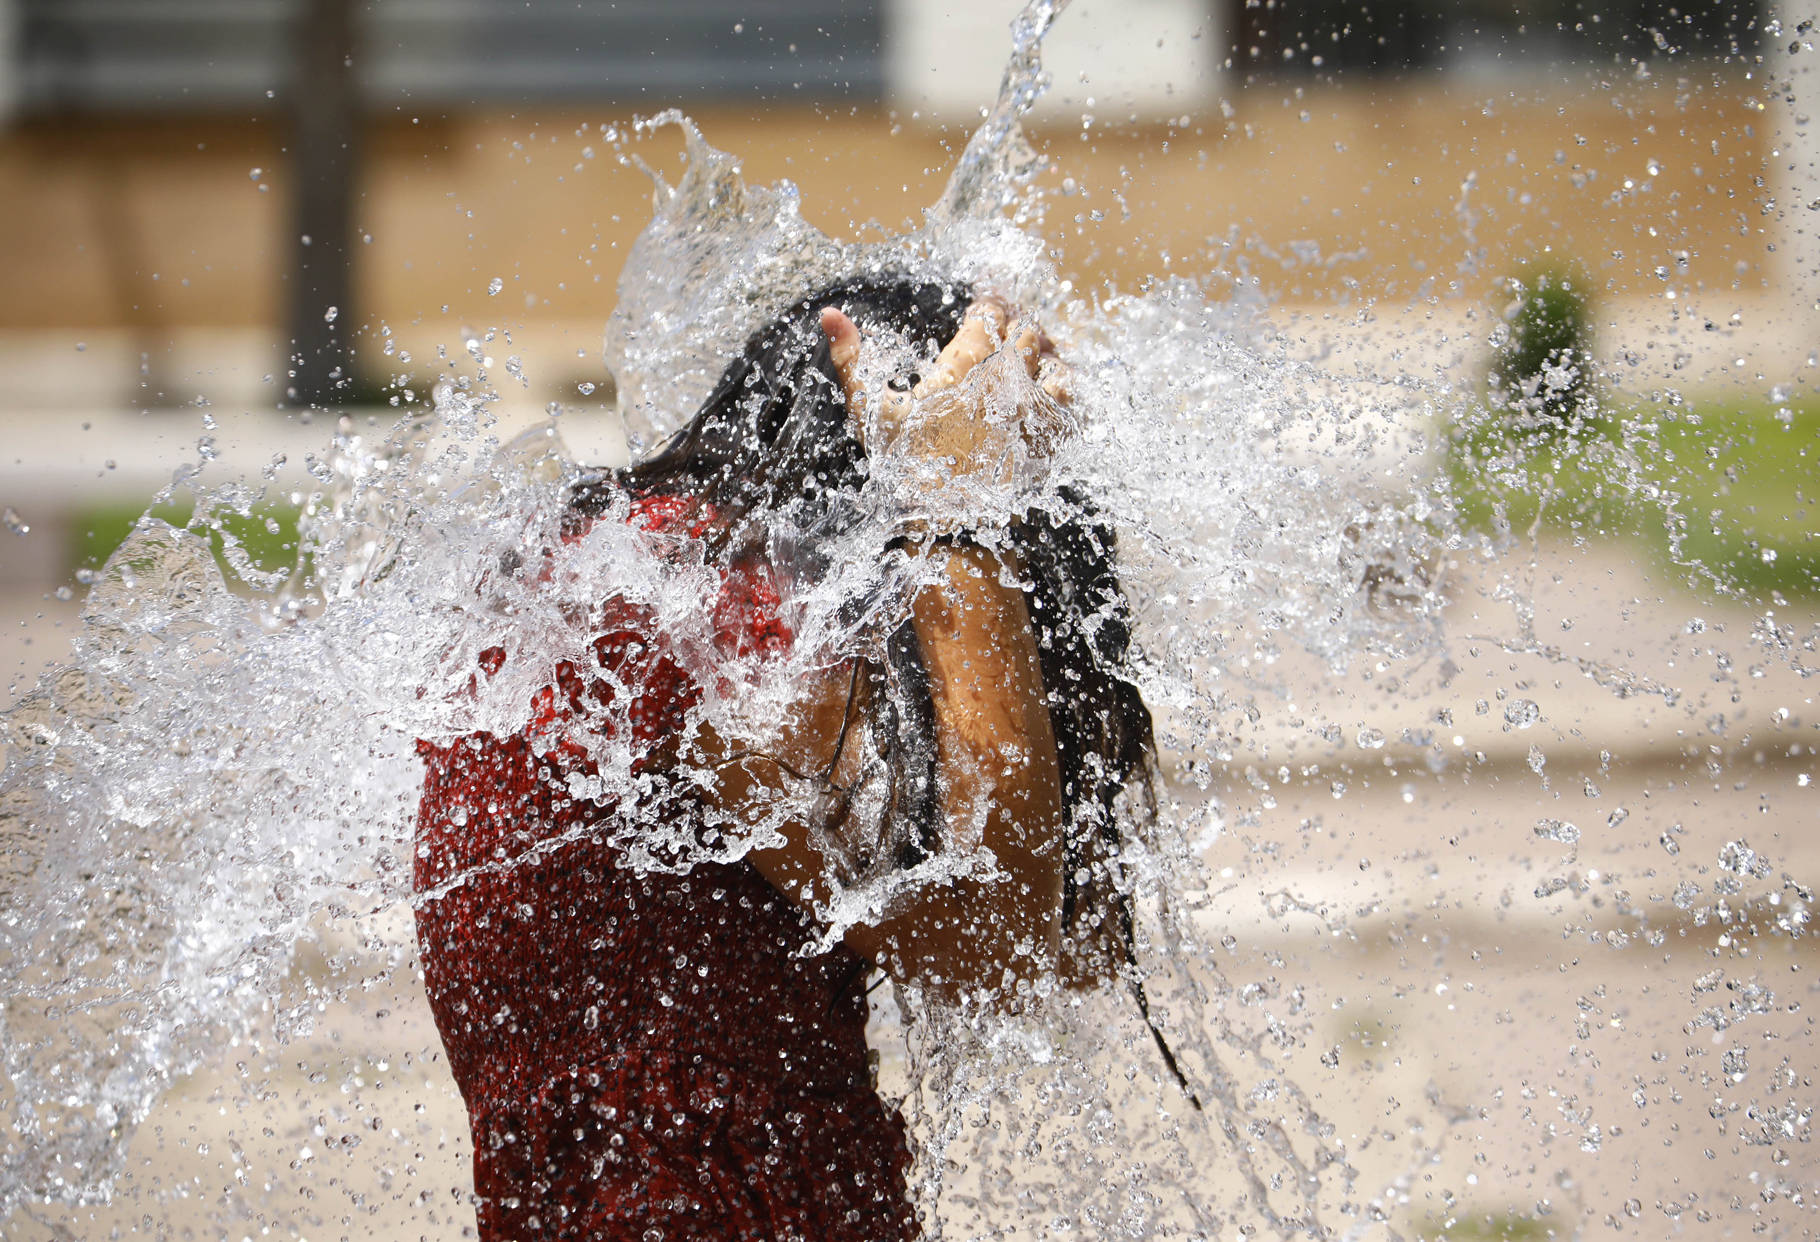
[413,277,1165,1241]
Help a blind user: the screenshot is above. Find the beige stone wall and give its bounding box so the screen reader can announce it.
[0,70,1774,339]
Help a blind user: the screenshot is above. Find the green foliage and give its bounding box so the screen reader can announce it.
[1487,264,1598,429]
[1444,398,1621,537]
[1642,399,1820,599]
[1421,1212,1554,1241]
[1453,257,1818,600]
[72,498,304,589]
[1441,391,1820,601]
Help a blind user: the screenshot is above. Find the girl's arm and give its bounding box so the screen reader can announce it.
[712,301,1075,1001]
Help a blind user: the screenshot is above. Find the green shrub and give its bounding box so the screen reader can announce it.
[1488,264,1598,430]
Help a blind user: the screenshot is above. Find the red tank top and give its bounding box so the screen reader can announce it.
[414,493,918,1241]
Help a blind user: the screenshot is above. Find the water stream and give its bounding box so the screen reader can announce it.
[3,3,1816,1238]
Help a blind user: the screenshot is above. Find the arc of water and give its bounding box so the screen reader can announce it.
[931,0,1070,224]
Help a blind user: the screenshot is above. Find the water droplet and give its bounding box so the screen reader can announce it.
[323,305,339,323]
[1504,699,1540,728]
[1533,818,1580,844]
[2,506,29,535]
[488,276,505,296]
[1718,839,1765,876]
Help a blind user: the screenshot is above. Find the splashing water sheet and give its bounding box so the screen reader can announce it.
[4,2,1817,1238]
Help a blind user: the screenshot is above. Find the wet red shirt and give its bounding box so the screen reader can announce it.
[414,494,918,1241]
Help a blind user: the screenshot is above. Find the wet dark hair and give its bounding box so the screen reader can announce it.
[570,275,969,548]
[1013,494,1195,1104]
[568,275,1192,1104]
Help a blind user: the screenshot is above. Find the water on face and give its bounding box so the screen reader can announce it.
[3,2,1816,1238]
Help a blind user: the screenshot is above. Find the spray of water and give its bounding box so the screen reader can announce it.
[4,2,1815,1238]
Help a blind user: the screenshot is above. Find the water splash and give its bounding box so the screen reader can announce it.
[4,3,1817,1239]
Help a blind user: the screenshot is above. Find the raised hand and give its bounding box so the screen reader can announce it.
[819,297,1069,487]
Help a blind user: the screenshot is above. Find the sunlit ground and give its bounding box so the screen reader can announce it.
[6,502,1814,1238]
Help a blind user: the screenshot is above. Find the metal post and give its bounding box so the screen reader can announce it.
[286,0,361,408]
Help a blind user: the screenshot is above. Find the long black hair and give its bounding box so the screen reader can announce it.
[570,275,1193,1103]
[571,276,969,547]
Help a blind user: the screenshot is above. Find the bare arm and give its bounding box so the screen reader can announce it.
[722,545,1065,997]
[713,300,1073,1000]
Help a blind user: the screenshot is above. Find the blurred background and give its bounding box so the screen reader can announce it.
[0,0,1810,612]
[4,3,1818,1239]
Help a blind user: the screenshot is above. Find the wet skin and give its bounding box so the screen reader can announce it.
[704,299,1080,1002]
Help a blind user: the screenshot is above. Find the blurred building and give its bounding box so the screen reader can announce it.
[0,0,1801,416]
